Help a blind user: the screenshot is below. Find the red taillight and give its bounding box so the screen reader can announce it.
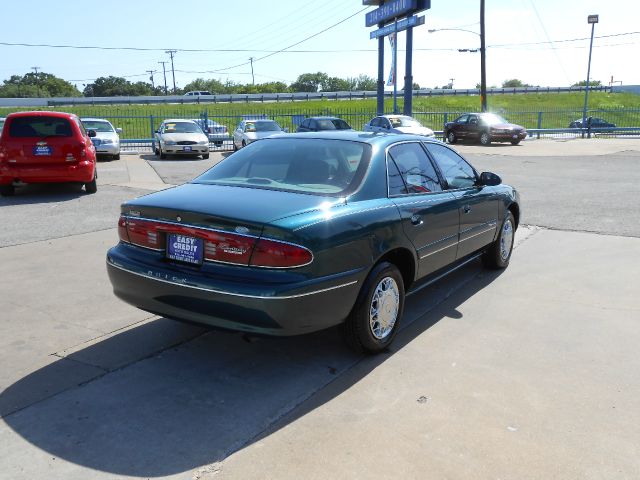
[118,216,130,243]
[203,231,255,265]
[125,219,163,250]
[249,239,313,268]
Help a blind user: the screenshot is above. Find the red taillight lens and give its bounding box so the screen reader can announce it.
[126,219,162,250]
[250,239,313,268]
[118,216,130,243]
[203,232,255,265]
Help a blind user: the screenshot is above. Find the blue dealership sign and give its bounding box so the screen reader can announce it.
[365,0,416,27]
[369,15,425,39]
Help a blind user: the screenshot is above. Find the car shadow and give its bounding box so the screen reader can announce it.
[1,260,502,477]
[0,183,87,205]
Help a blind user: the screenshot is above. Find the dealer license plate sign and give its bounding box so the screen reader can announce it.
[33,145,52,156]
[183,146,192,151]
[166,234,203,265]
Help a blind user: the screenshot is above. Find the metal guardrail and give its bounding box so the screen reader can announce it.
[0,85,613,108]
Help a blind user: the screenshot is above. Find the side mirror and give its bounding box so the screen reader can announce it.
[116,127,123,134]
[87,129,96,138]
[478,171,502,186]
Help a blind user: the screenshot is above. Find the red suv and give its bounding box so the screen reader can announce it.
[0,111,98,196]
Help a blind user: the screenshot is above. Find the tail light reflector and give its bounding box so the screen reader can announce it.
[118,216,130,243]
[249,239,313,268]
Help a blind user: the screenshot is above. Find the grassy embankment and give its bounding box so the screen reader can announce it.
[1,92,638,139]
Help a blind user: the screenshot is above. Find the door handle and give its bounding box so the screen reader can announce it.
[463,205,471,214]
[410,214,422,226]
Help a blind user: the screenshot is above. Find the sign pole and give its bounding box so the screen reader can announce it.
[582,14,599,139]
[403,25,413,115]
[377,34,385,116]
[393,19,398,114]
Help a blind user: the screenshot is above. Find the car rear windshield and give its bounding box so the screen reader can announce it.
[480,114,508,125]
[193,138,371,196]
[81,120,114,132]
[8,116,74,138]
[389,117,421,128]
[317,119,352,130]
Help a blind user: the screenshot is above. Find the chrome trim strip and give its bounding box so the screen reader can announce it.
[419,241,458,259]
[459,224,497,242]
[122,216,260,240]
[107,261,357,300]
[459,220,497,236]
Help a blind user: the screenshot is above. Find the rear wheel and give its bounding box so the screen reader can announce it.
[447,131,457,144]
[113,153,120,160]
[483,211,515,269]
[510,140,520,145]
[85,171,97,194]
[202,153,210,159]
[343,262,405,354]
[0,184,15,196]
[480,132,491,145]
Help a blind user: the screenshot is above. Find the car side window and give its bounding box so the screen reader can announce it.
[456,115,469,124]
[370,118,380,128]
[425,143,477,189]
[469,115,479,125]
[388,143,443,195]
[382,118,391,129]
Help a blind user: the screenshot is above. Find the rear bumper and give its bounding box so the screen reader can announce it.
[0,160,95,185]
[106,243,363,336]
[95,144,120,155]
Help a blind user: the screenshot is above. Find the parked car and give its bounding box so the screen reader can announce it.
[191,118,228,147]
[296,116,353,132]
[81,117,122,160]
[0,111,97,196]
[364,115,435,137]
[0,117,5,137]
[184,91,212,96]
[233,119,285,150]
[568,117,616,129]
[106,132,520,353]
[154,119,210,159]
[444,113,527,145]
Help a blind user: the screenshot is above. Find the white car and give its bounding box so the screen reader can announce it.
[233,119,285,150]
[81,118,122,160]
[154,119,210,159]
[364,115,435,137]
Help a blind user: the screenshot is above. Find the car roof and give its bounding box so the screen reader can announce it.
[378,114,414,119]
[261,130,445,148]
[161,119,198,124]
[6,111,76,119]
[81,117,112,123]
[308,116,343,120]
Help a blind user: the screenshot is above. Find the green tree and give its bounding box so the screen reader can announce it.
[355,74,377,90]
[84,76,155,96]
[290,72,329,92]
[0,72,80,98]
[322,76,356,91]
[502,79,531,88]
[572,80,602,87]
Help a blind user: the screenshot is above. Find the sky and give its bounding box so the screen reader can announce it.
[0,0,638,91]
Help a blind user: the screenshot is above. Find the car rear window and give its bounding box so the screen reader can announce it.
[9,116,74,138]
[193,138,371,196]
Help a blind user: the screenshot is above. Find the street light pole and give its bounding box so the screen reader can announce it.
[582,14,599,138]
[480,0,487,112]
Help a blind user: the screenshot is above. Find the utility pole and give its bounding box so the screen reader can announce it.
[582,14,599,138]
[158,61,168,95]
[480,0,487,112]
[165,50,177,94]
[146,70,155,89]
[31,66,41,97]
[249,57,255,85]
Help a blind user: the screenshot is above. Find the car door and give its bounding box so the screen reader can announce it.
[387,141,460,277]
[451,114,470,139]
[424,142,499,259]
[466,114,482,141]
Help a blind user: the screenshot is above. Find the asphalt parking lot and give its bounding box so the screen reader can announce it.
[1,138,639,479]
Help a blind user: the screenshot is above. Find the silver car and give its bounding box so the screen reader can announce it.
[233,119,285,150]
[190,118,229,147]
[154,119,210,159]
[81,118,122,160]
[364,115,435,137]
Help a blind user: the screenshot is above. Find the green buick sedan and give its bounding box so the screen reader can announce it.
[107,131,520,353]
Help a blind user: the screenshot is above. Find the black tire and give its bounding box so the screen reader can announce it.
[447,130,457,144]
[480,131,491,145]
[159,147,167,159]
[202,153,210,159]
[114,153,120,160]
[343,261,405,354]
[85,171,98,194]
[0,184,15,196]
[233,142,238,152]
[510,140,520,145]
[483,211,515,269]
[241,140,246,148]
